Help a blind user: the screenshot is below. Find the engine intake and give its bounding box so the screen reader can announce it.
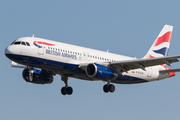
[22,68,53,84]
[86,63,118,80]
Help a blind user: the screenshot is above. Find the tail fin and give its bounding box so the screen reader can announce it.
[144,25,173,58]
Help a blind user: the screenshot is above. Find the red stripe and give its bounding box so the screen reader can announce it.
[33,41,55,46]
[154,31,172,46]
[146,54,154,58]
[161,64,168,70]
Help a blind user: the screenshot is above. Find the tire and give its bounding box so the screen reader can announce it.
[109,84,115,92]
[103,85,109,93]
[61,87,66,95]
[67,87,73,95]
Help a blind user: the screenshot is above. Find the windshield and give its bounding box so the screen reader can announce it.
[14,41,21,45]
[10,39,17,45]
[11,41,31,46]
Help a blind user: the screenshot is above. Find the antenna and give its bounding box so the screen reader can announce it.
[32,34,35,37]
[107,50,109,53]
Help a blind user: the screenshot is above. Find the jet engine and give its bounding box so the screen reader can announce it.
[86,63,118,80]
[22,68,53,84]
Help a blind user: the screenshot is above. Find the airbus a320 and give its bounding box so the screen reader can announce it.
[5,25,180,95]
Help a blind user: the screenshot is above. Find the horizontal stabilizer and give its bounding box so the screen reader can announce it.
[11,61,27,68]
[159,69,180,73]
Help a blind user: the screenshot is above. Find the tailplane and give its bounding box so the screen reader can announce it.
[144,25,173,58]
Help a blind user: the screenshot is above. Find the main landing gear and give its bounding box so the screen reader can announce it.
[103,81,115,93]
[60,77,115,95]
[61,76,73,95]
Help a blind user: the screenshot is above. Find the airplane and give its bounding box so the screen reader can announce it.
[4,25,180,95]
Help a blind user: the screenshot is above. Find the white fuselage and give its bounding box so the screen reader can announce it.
[5,37,171,84]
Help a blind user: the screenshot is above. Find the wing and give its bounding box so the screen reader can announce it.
[11,61,27,68]
[109,55,180,73]
[11,61,56,75]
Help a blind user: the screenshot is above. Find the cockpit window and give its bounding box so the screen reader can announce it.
[11,40,31,46]
[14,41,21,45]
[26,42,30,46]
[21,41,26,46]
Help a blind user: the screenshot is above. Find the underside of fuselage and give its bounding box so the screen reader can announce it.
[5,53,149,84]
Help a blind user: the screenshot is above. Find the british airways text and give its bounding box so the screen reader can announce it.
[46,49,77,60]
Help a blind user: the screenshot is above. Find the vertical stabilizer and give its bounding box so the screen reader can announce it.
[144,25,173,58]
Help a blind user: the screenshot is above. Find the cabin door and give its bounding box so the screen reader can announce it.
[38,45,44,55]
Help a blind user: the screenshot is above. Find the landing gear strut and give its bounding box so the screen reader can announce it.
[61,76,73,95]
[103,80,115,93]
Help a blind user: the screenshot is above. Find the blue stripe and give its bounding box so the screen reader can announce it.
[5,54,148,84]
[33,43,42,48]
[153,47,169,56]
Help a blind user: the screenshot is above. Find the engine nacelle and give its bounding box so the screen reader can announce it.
[86,63,118,80]
[22,68,53,84]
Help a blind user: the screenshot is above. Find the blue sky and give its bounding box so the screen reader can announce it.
[1,0,180,120]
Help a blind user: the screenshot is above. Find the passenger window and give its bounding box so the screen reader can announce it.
[21,42,26,46]
[14,41,21,45]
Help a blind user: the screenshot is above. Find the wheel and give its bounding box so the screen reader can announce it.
[103,85,109,93]
[109,84,115,92]
[26,76,29,82]
[67,87,73,95]
[61,87,66,95]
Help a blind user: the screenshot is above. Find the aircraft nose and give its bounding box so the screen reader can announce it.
[4,46,13,55]
[4,45,18,61]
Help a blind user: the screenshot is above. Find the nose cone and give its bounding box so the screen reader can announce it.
[4,46,11,55]
[4,46,16,61]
